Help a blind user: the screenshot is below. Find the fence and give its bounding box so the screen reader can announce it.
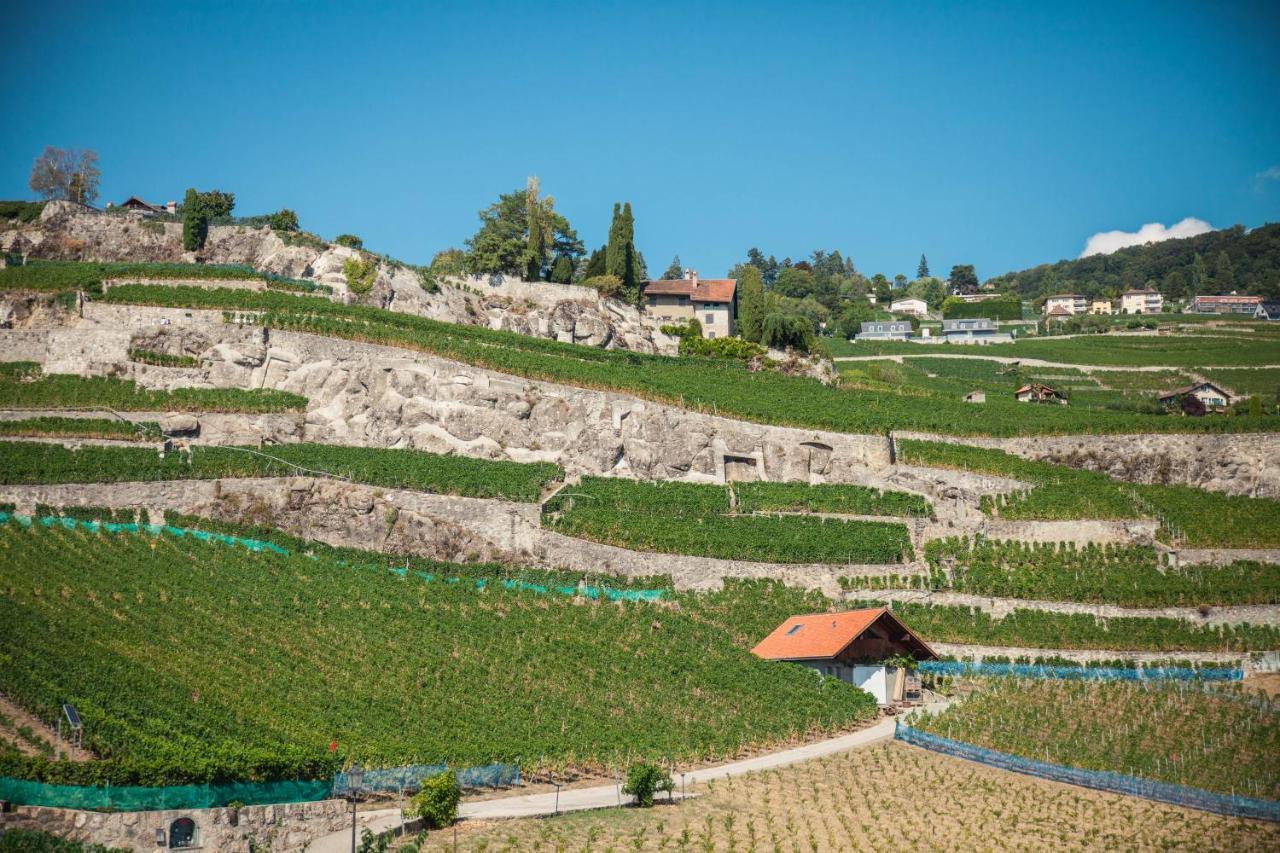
[895,723,1280,822]
[0,776,331,811]
[918,660,1243,682]
[332,763,519,796]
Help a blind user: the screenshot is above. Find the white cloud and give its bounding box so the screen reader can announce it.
[1078,217,1213,258]
[1254,165,1280,191]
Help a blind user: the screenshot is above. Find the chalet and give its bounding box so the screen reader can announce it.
[1255,301,1280,321]
[855,320,912,341]
[1015,383,1066,404]
[940,317,1010,344]
[751,607,937,706]
[114,197,177,218]
[889,298,928,317]
[1043,294,1087,316]
[1089,299,1113,315]
[1121,289,1163,314]
[1158,381,1232,412]
[1189,294,1262,315]
[642,271,737,339]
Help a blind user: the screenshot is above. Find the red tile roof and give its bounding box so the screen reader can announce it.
[751,608,935,661]
[643,278,737,303]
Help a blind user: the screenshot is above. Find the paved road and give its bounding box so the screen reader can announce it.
[308,704,948,850]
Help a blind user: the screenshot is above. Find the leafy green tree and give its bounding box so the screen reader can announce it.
[1163,269,1188,300]
[917,254,930,278]
[1190,253,1208,296]
[1215,251,1235,291]
[662,255,683,279]
[760,312,815,352]
[746,247,779,284]
[581,246,607,280]
[197,190,235,219]
[465,184,581,278]
[549,254,574,283]
[836,297,875,339]
[907,277,946,309]
[892,274,907,292]
[948,264,979,294]
[736,266,766,342]
[773,266,816,299]
[181,188,207,251]
[622,762,674,807]
[267,209,299,232]
[605,202,640,295]
[410,771,460,829]
[334,234,363,249]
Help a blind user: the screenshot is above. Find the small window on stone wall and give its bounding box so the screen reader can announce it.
[169,817,198,848]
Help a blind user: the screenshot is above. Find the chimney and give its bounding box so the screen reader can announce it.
[684,268,698,285]
[166,201,177,214]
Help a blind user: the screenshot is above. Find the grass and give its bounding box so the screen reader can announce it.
[0,441,563,503]
[0,521,877,785]
[424,741,1279,851]
[911,679,1279,799]
[94,283,1280,436]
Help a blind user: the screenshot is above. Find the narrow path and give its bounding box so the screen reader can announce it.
[307,702,950,850]
[834,353,1280,372]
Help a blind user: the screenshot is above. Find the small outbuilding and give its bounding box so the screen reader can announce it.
[963,389,986,404]
[1014,383,1066,404]
[751,607,937,706]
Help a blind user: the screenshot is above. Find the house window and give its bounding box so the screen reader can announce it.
[705,314,714,324]
[707,332,716,339]
[169,818,198,849]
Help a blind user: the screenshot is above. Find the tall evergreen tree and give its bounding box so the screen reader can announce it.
[621,202,639,291]
[736,266,766,342]
[605,203,625,280]
[1215,250,1235,291]
[917,254,930,278]
[662,255,683,280]
[1190,253,1208,296]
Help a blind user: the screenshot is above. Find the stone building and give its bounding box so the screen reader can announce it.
[642,271,737,339]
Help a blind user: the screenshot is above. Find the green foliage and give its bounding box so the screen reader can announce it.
[97,285,1280,437]
[922,537,1280,607]
[0,361,42,380]
[760,312,815,352]
[942,295,1020,321]
[678,335,767,361]
[735,481,932,517]
[0,372,305,413]
[917,254,930,278]
[835,298,875,339]
[0,200,46,223]
[343,255,379,295]
[127,348,200,368]
[464,185,581,278]
[195,190,235,219]
[736,266,766,343]
[0,416,158,441]
[947,264,979,293]
[0,522,877,784]
[181,188,207,251]
[661,255,683,280]
[0,441,562,502]
[548,254,574,283]
[581,274,623,298]
[605,202,640,294]
[334,234,363,249]
[411,771,461,828]
[0,830,128,853]
[912,679,1280,798]
[267,209,300,232]
[0,260,314,294]
[622,762,674,807]
[543,476,913,564]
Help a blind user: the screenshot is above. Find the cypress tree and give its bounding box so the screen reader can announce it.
[181,188,208,251]
[736,266,766,342]
[621,202,639,291]
[605,203,624,280]
[1190,253,1208,296]
[917,254,930,278]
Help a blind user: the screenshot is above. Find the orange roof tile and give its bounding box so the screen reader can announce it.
[751,608,886,660]
[642,278,737,303]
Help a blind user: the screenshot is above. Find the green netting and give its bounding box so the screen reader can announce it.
[0,776,331,811]
[0,512,288,555]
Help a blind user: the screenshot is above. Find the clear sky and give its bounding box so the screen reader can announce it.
[2,1,1278,280]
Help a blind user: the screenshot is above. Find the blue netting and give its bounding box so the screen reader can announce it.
[0,776,331,811]
[333,763,519,795]
[895,723,1280,822]
[919,660,1242,682]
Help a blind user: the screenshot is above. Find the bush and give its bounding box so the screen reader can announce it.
[622,762,674,807]
[335,234,363,249]
[0,200,46,224]
[411,771,460,829]
[343,256,379,295]
[942,295,1021,321]
[582,274,623,298]
[679,335,766,361]
[267,209,300,232]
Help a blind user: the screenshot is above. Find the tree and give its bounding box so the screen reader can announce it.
[549,254,574,283]
[662,255,683,280]
[907,277,946,309]
[892,274,907,291]
[622,762,674,808]
[1215,251,1235,291]
[196,190,235,219]
[181,188,208,251]
[465,184,580,278]
[335,234,363,249]
[948,264,979,294]
[760,312,815,352]
[773,266,815,300]
[746,247,779,285]
[736,266,766,342]
[1190,253,1208,296]
[835,298,875,339]
[267,209,299,232]
[581,246,607,280]
[29,146,101,205]
[605,201,640,295]
[917,254,930,278]
[410,771,460,829]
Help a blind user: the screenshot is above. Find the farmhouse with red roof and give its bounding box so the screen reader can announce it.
[641,270,737,339]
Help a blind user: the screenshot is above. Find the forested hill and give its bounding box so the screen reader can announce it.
[986,222,1280,302]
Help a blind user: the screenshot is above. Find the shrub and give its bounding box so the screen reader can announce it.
[335,234,363,249]
[343,256,379,295]
[411,771,461,828]
[622,762,674,807]
[267,209,300,232]
[582,274,624,298]
[0,200,46,224]
[679,335,767,361]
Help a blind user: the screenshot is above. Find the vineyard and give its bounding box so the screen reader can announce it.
[898,439,1280,547]
[732,481,932,517]
[0,521,877,785]
[542,476,913,564]
[0,441,562,502]
[919,537,1280,607]
[910,679,1280,800]
[426,742,1279,851]
[0,417,159,441]
[847,600,1280,652]
[0,370,305,413]
[90,284,1280,436]
[0,260,316,294]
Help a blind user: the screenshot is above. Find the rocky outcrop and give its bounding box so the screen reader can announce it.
[0,291,79,329]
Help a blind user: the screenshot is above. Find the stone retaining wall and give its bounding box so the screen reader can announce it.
[929,642,1252,668]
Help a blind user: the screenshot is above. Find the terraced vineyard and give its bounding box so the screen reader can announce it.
[0,367,305,413]
[89,283,1279,436]
[543,476,913,564]
[0,260,321,294]
[0,417,159,441]
[0,441,562,502]
[911,679,1280,799]
[0,521,877,785]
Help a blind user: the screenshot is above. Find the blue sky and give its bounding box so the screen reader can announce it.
[2,1,1278,280]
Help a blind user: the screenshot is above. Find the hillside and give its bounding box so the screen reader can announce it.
[986,221,1280,301]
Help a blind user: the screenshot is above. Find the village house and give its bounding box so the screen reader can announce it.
[1015,383,1066,404]
[1189,294,1262,315]
[641,271,737,339]
[110,197,177,217]
[854,320,912,341]
[1158,381,1233,412]
[1256,301,1280,321]
[889,297,929,317]
[1089,299,1113,315]
[1120,288,1164,314]
[1044,305,1072,323]
[1043,294,1087,316]
[940,317,1011,344]
[751,607,937,706]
